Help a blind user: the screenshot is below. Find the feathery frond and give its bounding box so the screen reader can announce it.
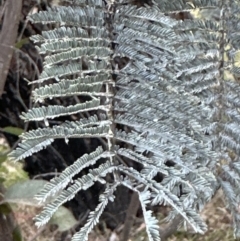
[9,0,240,240]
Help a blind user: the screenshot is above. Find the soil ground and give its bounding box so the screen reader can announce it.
[12,190,238,241]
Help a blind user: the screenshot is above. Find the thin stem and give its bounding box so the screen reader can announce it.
[121,192,140,241]
[160,215,182,241]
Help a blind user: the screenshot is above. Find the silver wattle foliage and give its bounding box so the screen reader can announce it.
[9,0,240,240]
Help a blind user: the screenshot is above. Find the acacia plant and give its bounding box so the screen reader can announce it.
[9,0,240,240]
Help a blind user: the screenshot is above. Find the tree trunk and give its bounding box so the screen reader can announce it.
[0,0,22,96]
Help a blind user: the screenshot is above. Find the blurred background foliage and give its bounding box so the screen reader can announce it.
[0,126,27,188]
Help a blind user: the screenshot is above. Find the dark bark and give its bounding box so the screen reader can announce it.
[0,0,22,96]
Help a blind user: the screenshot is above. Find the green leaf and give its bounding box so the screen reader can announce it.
[2,127,24,136]
[49,205,78,231]
[3,180,47,206]
[15,38,29,49]
[0,154,7,165]
[12,225,22,241]
[0,143,9,165]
